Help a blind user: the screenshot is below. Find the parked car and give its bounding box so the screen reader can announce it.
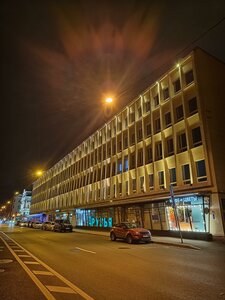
[33,222,43,229]
[110,222,151,244]
[42,221,55,231]
[53,220,73,232]
[19,221,28,227]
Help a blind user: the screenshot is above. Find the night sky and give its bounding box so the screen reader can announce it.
[1,0,225,204]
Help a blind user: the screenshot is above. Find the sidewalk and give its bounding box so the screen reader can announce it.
[73,228,202,250]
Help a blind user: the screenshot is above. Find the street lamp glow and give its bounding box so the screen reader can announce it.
[15,191,19,195]
[105,97,113,104]
[36,170,44,177]
[7,201,11,204]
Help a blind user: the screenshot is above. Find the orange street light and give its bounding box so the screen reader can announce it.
[36,170,44,177]
[105,97,113,104]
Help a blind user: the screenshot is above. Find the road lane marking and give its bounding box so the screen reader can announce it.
[14,249,25,252]
[46,286,76,294]
[24,261,40,265]
[0,232,94,300]
[0,236,56,300]
[75,247,96,254]
[18,255,31,257]
[33,271,54,276]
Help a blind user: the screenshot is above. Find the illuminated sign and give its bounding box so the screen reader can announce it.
[88,217,113,228]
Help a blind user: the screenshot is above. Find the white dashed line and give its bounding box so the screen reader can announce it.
[46,286,76,294]
[75,247,96,254]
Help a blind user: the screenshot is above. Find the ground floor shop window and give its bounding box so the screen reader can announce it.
[75,209,113,228]
[166,195,209,232]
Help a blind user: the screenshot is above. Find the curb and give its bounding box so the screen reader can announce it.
[73,229,201,250]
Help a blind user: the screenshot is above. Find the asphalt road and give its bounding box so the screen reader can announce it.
[0,224,225,300]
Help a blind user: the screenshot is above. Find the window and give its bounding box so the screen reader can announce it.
[146,146,152,164]
[132,178,136,192]
[137,127,143,141]
[176,105,184,121]
[137,149,143,167]
[145,101,150,112]
[130,152,136,169]
[130,111,135,123]
[192,127,202,147]
[118,121,122,131]
[112,162,116,176]
[155,118,161,133]
[182,164,191,184]
[169,168,177,186]
[173,79,181,93]
[124,156,129,172]
[149,174,154,190]
[185,69,194,85]
[196,160,207,182]
[163,87,169,100]
[113,184,116,198]
[125,181,129,195]
[178,132,187,152]
[118,183,122,195]
[156,142,163,160]
[140,176,144,192]
[138,106,142,118]
[131,132,135,145]
[167,138,174,156]
[154,94,159,107]
[117,159,122,174]
[123,135,128,149]
[158,171,164,188]
[165,112,172,127]
[189,97,198,115]
[146,123,151,137]
[124,116,128,127]
[118,139,122,152]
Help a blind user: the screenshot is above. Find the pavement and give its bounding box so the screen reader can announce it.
[73,228,204,250]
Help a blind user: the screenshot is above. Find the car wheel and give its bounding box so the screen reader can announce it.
[126,234,133,244]
[110,232,116,241]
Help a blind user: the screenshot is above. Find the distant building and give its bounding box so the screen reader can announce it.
[31,48,225,238]
[20,190,32,219]
[11,194,22,218]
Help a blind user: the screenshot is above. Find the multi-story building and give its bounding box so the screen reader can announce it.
[20,189,32,219]
[11,193,22,218]
[31,48,225,238]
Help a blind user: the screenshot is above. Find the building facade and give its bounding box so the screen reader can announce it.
[20,190,32,219]
[31,48,225,238]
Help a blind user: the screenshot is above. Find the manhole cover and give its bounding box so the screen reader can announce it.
[0,269,5,273]
[0,259,13,264]
[118,247,130,250]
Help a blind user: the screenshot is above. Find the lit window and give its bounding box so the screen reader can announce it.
[196,160,207,182]
[192,127,202,147]
[124,156,129,172]
[182,164,191,184]
[117,159,122,174]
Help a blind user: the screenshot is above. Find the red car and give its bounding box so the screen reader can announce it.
[110,222,151,244]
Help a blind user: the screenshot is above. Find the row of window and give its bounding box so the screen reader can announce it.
[33,159,207,203]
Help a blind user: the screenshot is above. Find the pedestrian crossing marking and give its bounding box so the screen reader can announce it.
[18,255,31,257]
[46,286,76,293]
[24,261,40,265]
[33,270,54,276]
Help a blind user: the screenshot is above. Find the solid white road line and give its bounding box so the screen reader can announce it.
[33,271,54,276]
[46,286,76,294]
[1,232,94,300]
[0,236,56,300]
[75,247,96,254]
